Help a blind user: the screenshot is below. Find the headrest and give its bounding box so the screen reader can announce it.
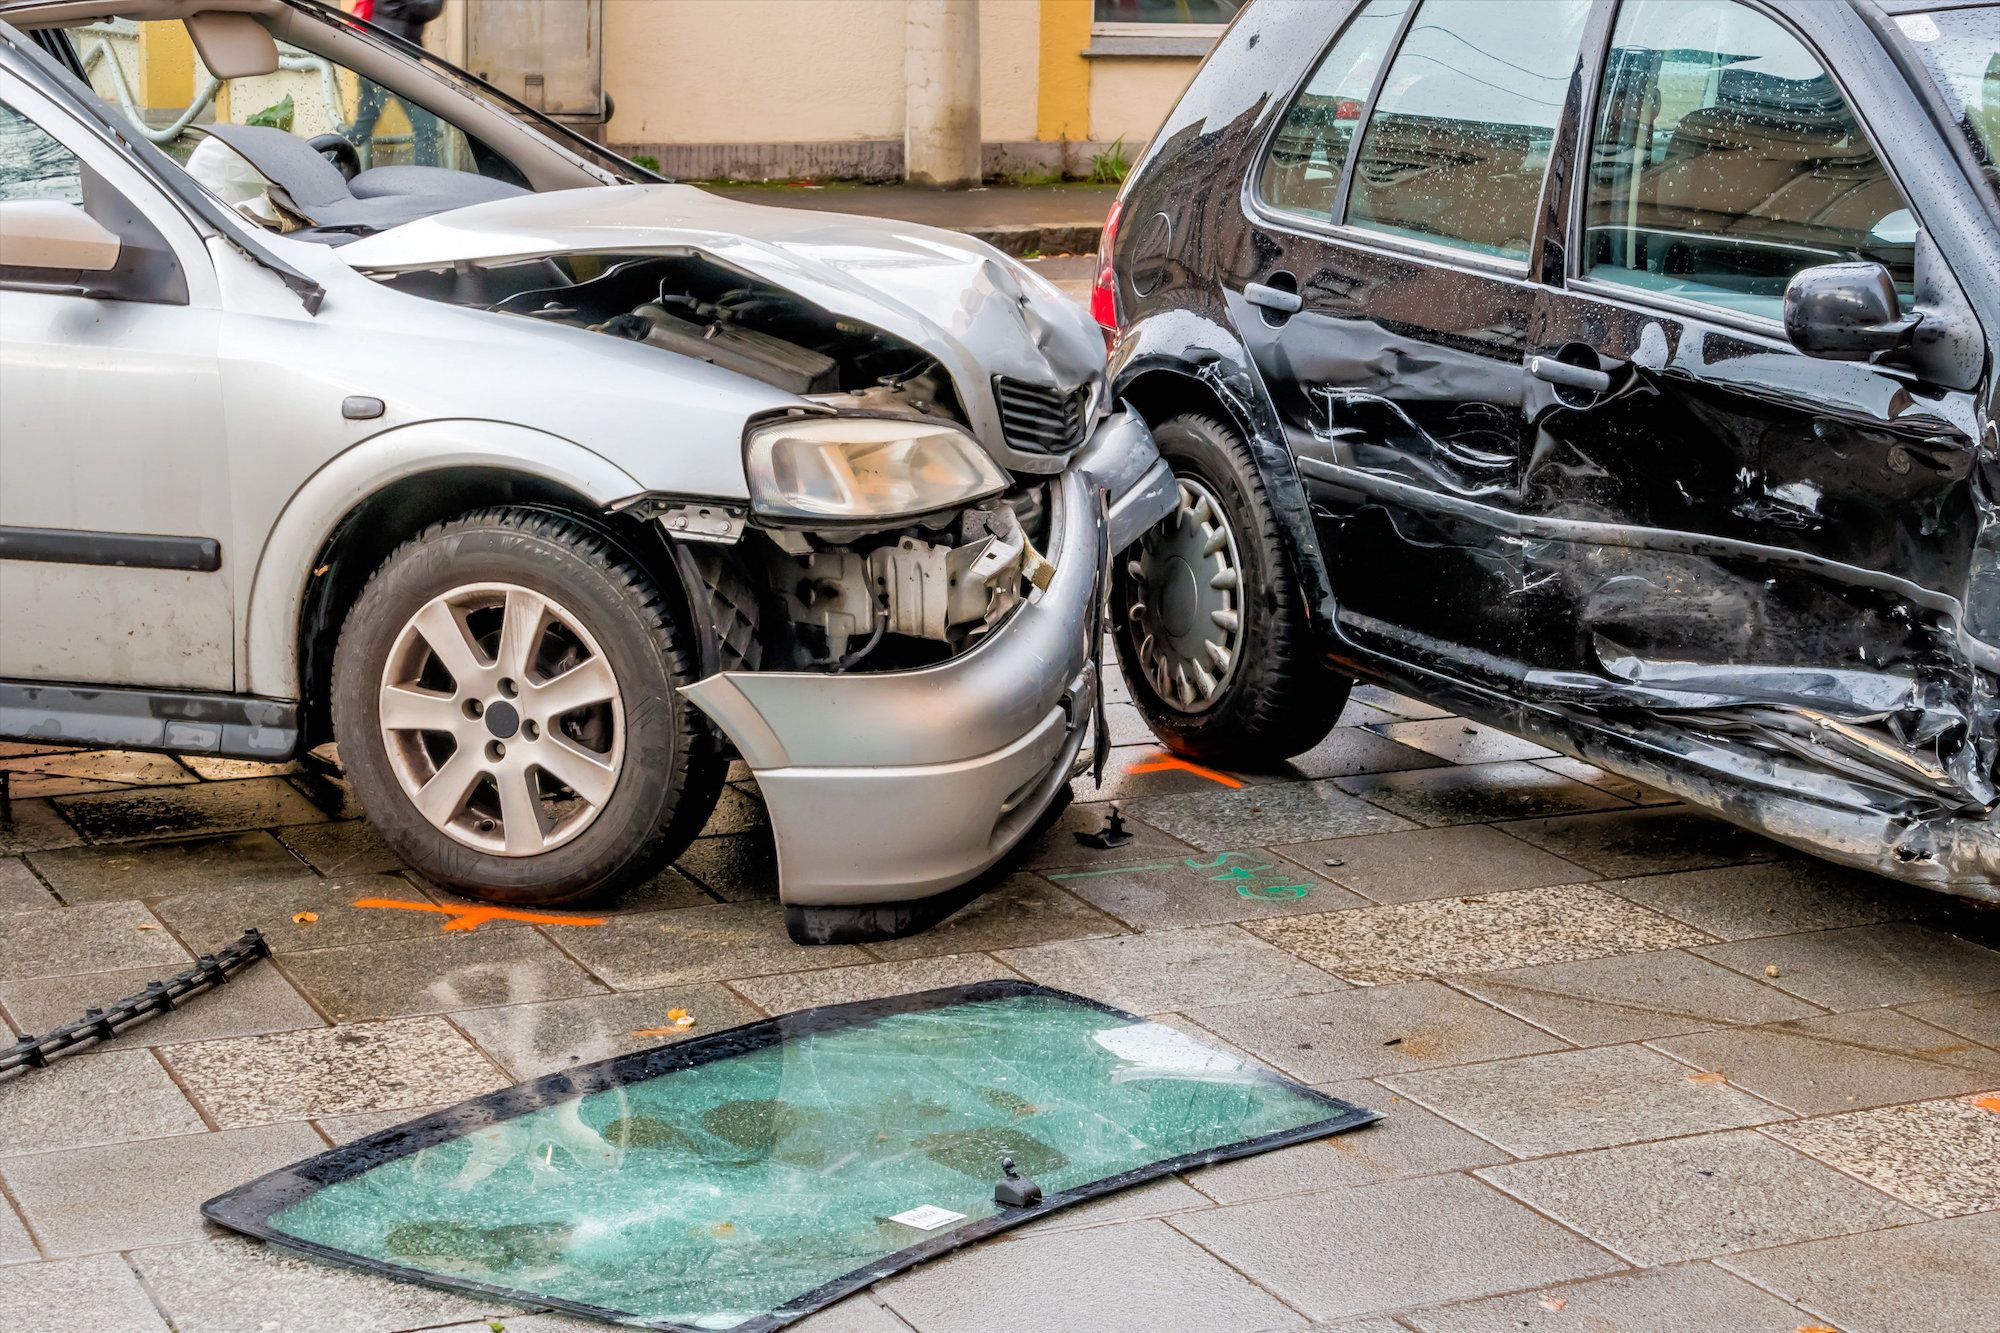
[186,10,278,79]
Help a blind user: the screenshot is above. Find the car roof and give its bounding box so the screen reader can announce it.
[1861,0,1994,12]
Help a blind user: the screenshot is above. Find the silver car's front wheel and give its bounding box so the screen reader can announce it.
[379,582,625,856]
[332,508,724,906]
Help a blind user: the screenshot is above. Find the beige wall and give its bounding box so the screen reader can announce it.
[603,0,1041,145]
[1087,55,1192,146]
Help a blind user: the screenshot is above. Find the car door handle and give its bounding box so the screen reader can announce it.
[1529,356,1611,394]
[1244,282,1304,314]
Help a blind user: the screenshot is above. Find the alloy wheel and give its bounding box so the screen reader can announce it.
[1124,475,1244,713]
[378,582,625,856]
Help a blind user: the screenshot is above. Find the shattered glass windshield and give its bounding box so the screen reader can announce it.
[205,982,1373,1331]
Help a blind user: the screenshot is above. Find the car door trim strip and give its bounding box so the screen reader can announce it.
[0,526,221,572]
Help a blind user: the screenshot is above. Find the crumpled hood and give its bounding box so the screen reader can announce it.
[335,184,1106,471]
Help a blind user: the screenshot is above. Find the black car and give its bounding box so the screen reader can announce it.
[1099,0,2000,902]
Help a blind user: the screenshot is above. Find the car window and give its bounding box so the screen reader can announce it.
[1582,0,1915,321]
[1895,6,2000,199]
[0,100,84,204]
[1256,0,1409,221]
[1343,0,1593,261]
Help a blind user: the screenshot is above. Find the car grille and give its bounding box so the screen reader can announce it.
[993,377,1092,455]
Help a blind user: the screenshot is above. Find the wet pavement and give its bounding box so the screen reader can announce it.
[3,662,1999,1333]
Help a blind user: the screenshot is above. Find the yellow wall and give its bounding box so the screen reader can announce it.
[1036,0,1090,142]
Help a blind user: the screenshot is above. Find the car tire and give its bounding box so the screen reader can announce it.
[1112,412,1350,766]
[331,507,725,905]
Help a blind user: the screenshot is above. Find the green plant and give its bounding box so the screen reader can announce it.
[246,94,294,131]
[631,154,661,173]
[1087,137,1129,185]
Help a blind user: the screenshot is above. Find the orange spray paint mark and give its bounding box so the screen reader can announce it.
[1128,752,1245,789]
[1968,1093,2000,1114]
[351,897,607,932]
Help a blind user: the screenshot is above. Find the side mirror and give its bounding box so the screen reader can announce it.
[1783,261,1920,360]
[0,200,122,273]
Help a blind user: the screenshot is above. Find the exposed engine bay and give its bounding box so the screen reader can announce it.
[376,252,1058,675]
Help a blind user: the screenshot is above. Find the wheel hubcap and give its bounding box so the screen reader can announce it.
[378,582,625,857]
[1125,475,1244,714]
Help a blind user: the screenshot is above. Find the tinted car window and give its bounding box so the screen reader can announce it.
[1344,0,1591,261]
[1584,0,1915,320]
[1895,6,1999,197]
[1257,0,1409,221]
[0,101,84,204]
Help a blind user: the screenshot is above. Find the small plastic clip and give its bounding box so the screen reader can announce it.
[993,1155,1043,1208]
[1074,804,1134,850]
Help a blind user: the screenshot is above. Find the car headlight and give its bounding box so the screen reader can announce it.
[744,415,1008,525]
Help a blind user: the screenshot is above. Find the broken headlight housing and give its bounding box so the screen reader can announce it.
[745,415,1007,526]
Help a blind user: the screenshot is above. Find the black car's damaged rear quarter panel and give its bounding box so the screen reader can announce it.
[1113,0,2000,900]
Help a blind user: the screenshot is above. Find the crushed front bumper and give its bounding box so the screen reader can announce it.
[681,408,1170,940]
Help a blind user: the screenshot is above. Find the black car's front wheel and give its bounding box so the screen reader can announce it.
[1113,412,1350,767]
[331,507,725,905]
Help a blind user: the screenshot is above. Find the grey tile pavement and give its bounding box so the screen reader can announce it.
[2,670,1991,1331]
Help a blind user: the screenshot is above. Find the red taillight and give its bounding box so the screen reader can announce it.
[1090,198,1122,344]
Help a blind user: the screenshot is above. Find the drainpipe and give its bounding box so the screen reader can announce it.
[904,0,980,188]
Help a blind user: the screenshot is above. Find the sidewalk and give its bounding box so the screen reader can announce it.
[703,182,1117,257]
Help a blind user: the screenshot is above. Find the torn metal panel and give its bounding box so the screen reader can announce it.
[202,981,1377,1332]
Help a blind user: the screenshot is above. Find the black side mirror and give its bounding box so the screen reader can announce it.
[1783,262,1921,360]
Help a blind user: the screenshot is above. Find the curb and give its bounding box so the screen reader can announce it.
[958,223,1104,258]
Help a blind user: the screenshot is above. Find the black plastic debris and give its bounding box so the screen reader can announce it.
[0,928,270,1074]
[1074,804,1134,849]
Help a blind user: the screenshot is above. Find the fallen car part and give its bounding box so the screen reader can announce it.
[1075,805,1135,850]
[0,928,270,1074]
[203,980,1377,1332]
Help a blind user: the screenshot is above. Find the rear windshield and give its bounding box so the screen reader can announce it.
[1895,5,2000,195]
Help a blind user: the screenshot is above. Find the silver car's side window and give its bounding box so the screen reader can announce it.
[0,100,84,204]
[1582,0,1917,321]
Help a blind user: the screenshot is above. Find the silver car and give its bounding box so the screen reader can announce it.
[0,0,1172,942]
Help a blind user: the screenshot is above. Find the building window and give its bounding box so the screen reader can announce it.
[1087,0,1242,58]
[1093,0,1244,23]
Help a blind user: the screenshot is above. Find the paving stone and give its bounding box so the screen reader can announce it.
[1720,1210,2000,1333]
[272,819,406,876]
[867,874,1127,961]
[1479,1129,1920,1265]
[878,1218,1301,1333]
[1272,825,1587,905]
[729,953,1021,1013]
[1127,780,1416,850]
[1174,1173,1621,1322]
[1900,990,2000,1048]
[1375,719,1557,765]
[151,874,447,957]
[1080,745,1281,802]
[0,961,321,1051]
[131,1234,524,1333]
[1385,1044,1785,1156]
[0,901,187,982]
[785,1297,918,1333]
[1696,922,2000,1011]
[0,1049,205,1157]
[1245,884,1712,985]
[1499,805,1786,877]
[1404,1262,1819,1332]
[1654,1008,2000,1114]
[54,778,325,843]
[1189,981,1567,1084]
[175,755,300,780]
[1452,949,1824,1045]
[1186,1080,1506,1204]
[275,928,603,1022]
[0,1122,323,1256]
[1599,858,1914,940]
[285,766,364,820]
[594,864,713,912]
[1532,756,1677,805]
[1102,701,1158,748]
[451,983,762,1079]
[0,799,82,855]
[1012,1174,1214,1236]
[1351,685,1452,719]
[1044,850,1363,930]
[1334,762,1629,827]
[999,925,1345,1015]
[0,750,195,798]
[0,857,56,911]
[1764,1094,2000,1217]
[1336,699,1399,728]
[0,1195,34,1264]
[161,1016,506,1128]
[1270,725,1452,780]
[0,742,80,759]
[1014,799,1196,872]
[672,830,780,901]
[0,1253,168,1332]
[700,780,770,836]
[313,1103,450,1144]
[551,900,867,987]
[26,830,315,904]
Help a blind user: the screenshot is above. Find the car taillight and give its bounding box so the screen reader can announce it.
[1090,198,1122,346]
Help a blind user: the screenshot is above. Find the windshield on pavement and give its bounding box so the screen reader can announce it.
[1896,5,2000,194]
